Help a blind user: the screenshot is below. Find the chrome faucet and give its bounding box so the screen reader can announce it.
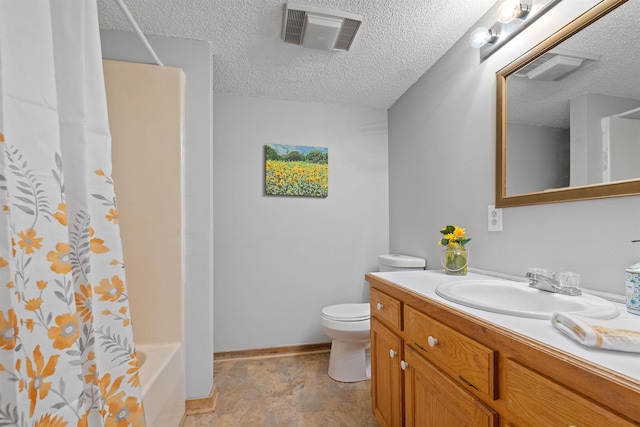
[526,269,582,296]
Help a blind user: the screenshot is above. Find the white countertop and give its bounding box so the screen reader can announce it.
[370,269,640,382]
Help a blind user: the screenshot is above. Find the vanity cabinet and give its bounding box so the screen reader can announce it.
[367,274,640,427]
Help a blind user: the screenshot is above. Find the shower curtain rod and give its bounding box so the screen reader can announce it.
[113,0,164,66]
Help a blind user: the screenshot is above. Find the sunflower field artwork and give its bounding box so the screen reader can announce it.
[265,144,329,197]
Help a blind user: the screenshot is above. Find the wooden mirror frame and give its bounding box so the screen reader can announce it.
[495,0,640,208]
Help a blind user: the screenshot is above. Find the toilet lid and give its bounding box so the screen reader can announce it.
[322,303,370,321]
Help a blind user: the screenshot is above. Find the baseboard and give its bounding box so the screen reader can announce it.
[184,385,218,416]
[214,342,331,361]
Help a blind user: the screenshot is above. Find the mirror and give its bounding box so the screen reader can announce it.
[496,0,640,207]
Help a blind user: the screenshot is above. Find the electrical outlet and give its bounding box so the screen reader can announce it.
[488,205,503,232]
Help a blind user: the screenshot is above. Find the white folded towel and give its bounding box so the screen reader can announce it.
[551,312,640,353]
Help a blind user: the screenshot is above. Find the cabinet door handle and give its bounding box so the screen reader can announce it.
[389,349,397,358]
[400,360,409,371]
[427,336,438,347]
[376,302,384,311]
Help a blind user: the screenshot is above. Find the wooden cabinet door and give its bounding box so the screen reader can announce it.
[504,359,636,427]
[371,318,403,427]
[404,345,498,427]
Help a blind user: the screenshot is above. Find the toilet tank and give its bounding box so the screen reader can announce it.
[378,254,426,272]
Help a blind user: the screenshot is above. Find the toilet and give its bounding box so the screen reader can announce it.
[320,254,426,382]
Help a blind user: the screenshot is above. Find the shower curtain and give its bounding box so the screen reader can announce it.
[0,1,145,426]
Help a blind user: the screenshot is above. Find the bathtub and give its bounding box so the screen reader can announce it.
[137,342,185,427]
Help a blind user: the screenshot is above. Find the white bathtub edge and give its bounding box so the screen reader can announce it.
[136,342,185,427]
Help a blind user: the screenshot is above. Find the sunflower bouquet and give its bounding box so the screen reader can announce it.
[438,225,471,248]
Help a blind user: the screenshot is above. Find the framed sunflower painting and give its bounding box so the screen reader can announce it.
[265,144,328,197]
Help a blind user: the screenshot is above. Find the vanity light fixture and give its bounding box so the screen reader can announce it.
[471,0,563,61]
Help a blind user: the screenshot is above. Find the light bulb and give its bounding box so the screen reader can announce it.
[470,27,497,48]
[497,0,530,24]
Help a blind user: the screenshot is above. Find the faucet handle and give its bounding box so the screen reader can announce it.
[527,267,552,278]
[556,271,580,289]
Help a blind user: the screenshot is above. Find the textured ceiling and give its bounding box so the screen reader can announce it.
[506,0,640,129]
[97,0,496,110]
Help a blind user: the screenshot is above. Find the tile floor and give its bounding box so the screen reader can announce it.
[181,351,379,427]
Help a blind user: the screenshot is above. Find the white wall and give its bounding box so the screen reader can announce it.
[389,0,640,295]
[100,31,214,400]
[212,94,389,352]
[570,93,640,186]
[605,117,640,182]
[506,123,569,195]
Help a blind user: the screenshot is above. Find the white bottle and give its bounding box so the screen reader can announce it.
[626,242,640,315]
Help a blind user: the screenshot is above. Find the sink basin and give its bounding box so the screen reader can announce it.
[435,279,619,320]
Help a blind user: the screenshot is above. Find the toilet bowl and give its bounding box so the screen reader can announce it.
[320,254,426,383]
[321,303,371,382]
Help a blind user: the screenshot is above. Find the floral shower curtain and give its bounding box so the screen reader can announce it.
[0,1,145,426]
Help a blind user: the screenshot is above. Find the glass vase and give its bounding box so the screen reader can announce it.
[442,246,468,276]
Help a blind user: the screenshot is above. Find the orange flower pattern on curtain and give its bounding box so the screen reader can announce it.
[0,1,145,426]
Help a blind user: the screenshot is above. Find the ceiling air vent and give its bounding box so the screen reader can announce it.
[282,3,363,51]
[513,48,600,81]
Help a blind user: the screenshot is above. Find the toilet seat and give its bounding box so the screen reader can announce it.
[321,303,370,322]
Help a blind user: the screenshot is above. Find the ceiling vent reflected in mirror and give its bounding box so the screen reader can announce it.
[282,3,363,51]
[512,48,600,81]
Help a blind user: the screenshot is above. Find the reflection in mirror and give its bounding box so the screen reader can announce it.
[496,0,640,207]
